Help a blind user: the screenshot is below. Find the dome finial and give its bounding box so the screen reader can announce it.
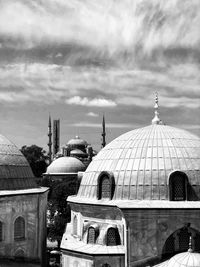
[152,92,162,125]
[188,236,193,253]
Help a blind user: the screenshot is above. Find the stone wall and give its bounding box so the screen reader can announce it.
[0,191,48,266]
[122,208,200,266]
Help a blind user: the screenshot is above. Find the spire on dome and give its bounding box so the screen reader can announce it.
[152,92,162,125]
[188,236,193,253]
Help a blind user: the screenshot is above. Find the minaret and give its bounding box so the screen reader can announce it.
[152,92,162,125]
[47,114,52,164]
[101,114,106,148]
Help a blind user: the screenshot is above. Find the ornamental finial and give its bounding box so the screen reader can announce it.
[152,92,162,125]
[188,236,193,253]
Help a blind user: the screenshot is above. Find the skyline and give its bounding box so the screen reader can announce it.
[0,0,199,151]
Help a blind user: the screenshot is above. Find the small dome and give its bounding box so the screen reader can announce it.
[70,149,88,158]
[46,156,86,174]
[67,136,88,147]
[78,124,200,200]
[0,134,37,190]
[156,251,200,267]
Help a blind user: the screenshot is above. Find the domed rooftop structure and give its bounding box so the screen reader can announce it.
[0,134,37,190]
[77,94,200,201]
[70,149,88,158]
[46,156,86,174]
[67,136,88,147]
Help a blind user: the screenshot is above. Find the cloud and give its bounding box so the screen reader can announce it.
[0,0,200,66]
[87,112,99,117]
[65,96,117,107]
[70,122,136,128]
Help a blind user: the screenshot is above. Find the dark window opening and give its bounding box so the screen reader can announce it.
[107,227,120,246]
[97,172,115,200]
[169,172,188,201]
[87,227,96,244]
[14,217,25,241]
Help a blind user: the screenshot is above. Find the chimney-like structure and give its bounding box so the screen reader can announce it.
[101,115,106,148]
[47,115,52,164]
[53,119,60,156]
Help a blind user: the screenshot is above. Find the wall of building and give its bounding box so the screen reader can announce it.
[122,208,200,266]
[0,191,48,265]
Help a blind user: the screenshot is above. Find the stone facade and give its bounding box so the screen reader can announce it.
[0,190,48,265]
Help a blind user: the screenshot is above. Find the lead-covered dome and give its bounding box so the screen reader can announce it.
[78,124,200,200]
[46,156,86,174]
[155,251,200,267]
[0,134,37,190]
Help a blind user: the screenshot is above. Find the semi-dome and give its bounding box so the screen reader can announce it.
[77,123,200,200]
[46,156,86,174]
[67,136,88,147]
[0,134,37,190]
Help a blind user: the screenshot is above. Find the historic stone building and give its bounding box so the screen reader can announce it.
[0,133,48,266]
[61,96,200,267]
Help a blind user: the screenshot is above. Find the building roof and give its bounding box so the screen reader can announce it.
[70,149,88,157]
[77,124,200,201]
[46,156,86,174]
[154,251,200,267]
[67,136,88,147]
[0,134,38,190]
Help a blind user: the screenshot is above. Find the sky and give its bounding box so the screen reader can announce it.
[0,0,200,151]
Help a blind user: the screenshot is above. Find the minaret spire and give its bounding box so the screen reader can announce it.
[48,114,52,164]
[152,92,162,125]
[101,114,106,148]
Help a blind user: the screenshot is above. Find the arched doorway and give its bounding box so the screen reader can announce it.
[162,225,200,260]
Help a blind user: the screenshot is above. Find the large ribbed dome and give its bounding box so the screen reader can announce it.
[78,124,200,200]
[46,156,86,174]
[0,134,37,190]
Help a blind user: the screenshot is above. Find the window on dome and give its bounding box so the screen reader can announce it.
[102,264,111,267]
[87,227,96,244]
[97,172,115,200]
[14,216,25,241]
[73,215,78,236]
[107,227,120,246]
[0,221,3,241]
[169,171,188,201]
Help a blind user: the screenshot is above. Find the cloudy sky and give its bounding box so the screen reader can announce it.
[0,0,200,151]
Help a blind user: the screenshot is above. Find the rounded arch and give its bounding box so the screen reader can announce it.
[162,225,200,260]
[15,249,25,261]
[97,171,115,200]
[168,171,188,201]
[14,216,25,241]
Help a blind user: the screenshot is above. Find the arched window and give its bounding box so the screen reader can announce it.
[0,221,2,241]
[169,171,188,201]
[102,264,111,267]
[14,217,25,241]
[87,227,96,244]
[97,172,115,200]
[107,227,121,246]
[73,215,78,236]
